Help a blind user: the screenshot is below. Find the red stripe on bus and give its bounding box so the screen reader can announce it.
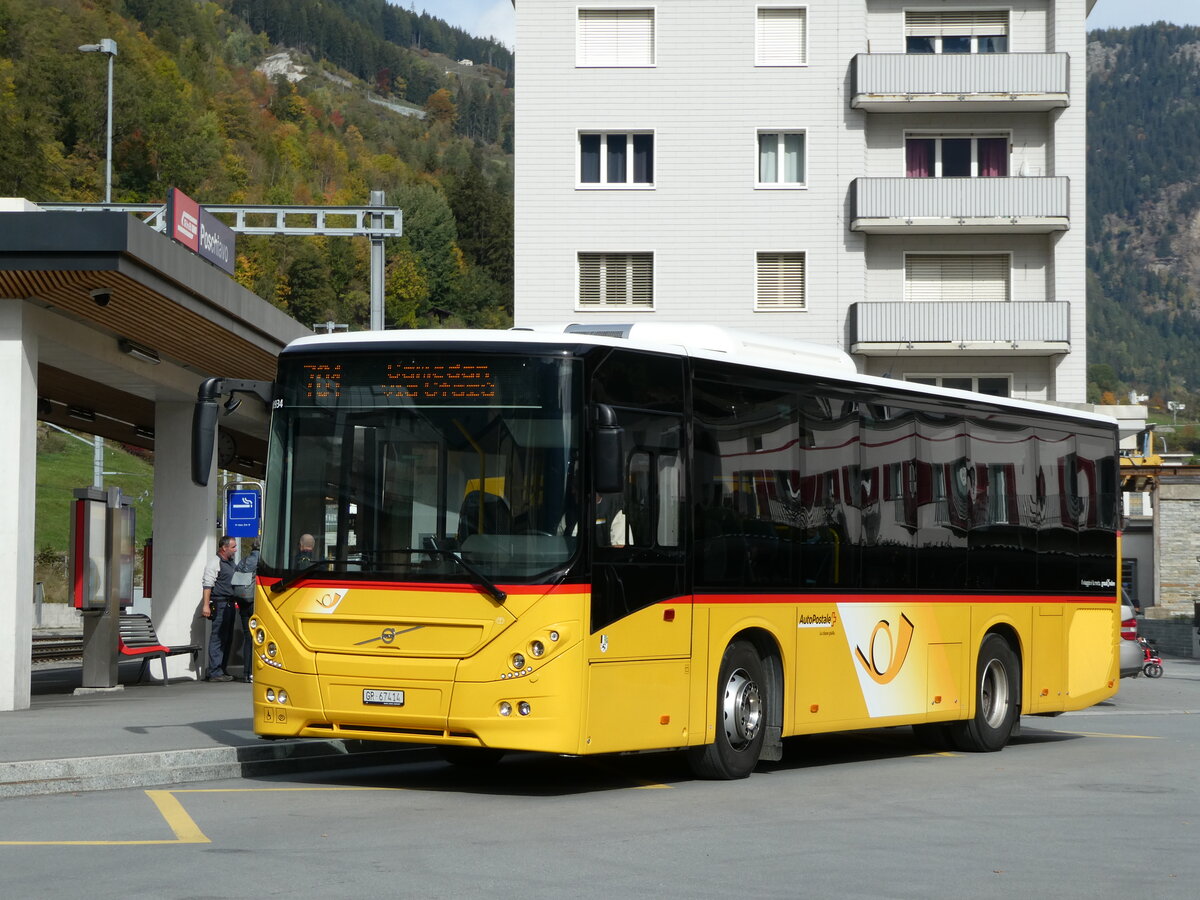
[692,592,1116,605]
[262,578,583,595]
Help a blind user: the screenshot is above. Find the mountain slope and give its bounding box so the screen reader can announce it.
[1087,24,1200,402]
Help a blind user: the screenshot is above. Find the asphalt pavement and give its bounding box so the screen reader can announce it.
[1,658,429,798]
[5,650,1198,800]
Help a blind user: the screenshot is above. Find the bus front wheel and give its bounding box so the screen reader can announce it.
[950,634,1019,752]
[687,641,766,780]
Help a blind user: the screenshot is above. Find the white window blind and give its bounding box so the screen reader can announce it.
[579,253,654,307]
[905,11,1009,36]
[578,9,655,67]
[756,252,806,310]
[904,254,1010,302]
[756,7,808,65]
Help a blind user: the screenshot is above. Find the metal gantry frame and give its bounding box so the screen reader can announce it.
[42,190,402,329]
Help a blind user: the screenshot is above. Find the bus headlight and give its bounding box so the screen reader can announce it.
[529,640,545,658]
[267,642,278,658]
[255,629,265,645]
[511,653,525,670]
[498,701,513,717]
[518,701,531,716]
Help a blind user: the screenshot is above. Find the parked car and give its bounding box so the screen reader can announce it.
[1119,602,1143,678]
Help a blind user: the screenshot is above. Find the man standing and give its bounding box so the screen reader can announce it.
[201,535,239,682]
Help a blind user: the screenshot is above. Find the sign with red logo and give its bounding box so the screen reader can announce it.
[166,188,235,275]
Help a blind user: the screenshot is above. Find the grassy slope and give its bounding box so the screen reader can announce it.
[35,426,155,602]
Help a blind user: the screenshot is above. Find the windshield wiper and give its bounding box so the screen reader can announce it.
[270,550,507,604]
[270,559,337,594]
[355,548,508,604]
[419,549,507,604]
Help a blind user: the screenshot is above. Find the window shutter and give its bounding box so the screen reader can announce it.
[756,8,807,65]
[578,9,655,66]
[905,255,1010,302]
[579,254,603,306]
[905,11,1009,37]
[578,253,654,308]
[756,252,806,310]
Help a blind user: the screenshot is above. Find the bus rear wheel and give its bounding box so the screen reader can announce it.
[687,641,766,780]
[949,634,1019,752]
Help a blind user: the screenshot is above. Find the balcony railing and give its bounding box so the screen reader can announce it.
[850,177,1070,233]
[852,53,1069,112]
[849,301,1071,356]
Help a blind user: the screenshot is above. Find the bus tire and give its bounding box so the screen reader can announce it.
[687,641,767,780]
[438,746,506,768]
[949,634,1018,753]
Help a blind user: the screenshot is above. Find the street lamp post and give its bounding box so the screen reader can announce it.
[78,38,117,203]
[78,38,117,487]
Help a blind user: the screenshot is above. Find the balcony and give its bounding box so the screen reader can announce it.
[849,301,1070,357]
[850,177,1069,234]
[852,53,1069,113]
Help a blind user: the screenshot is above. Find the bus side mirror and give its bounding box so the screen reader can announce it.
[192,390,220,487]
[593,404,625,494]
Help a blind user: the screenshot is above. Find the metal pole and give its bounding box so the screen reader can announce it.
[369,189,385,331]
[78,39,117,203]
[93,436,104,488]
[104,48,114,203]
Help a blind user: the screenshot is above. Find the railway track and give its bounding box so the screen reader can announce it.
[32,633,84,662]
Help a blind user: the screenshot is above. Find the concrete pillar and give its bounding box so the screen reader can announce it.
[151,399,216,679]
[1152,475,1200,619]
[0,300,38,711]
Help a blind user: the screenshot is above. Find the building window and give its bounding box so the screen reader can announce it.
[906,135,1009,177]
[757,131,806,186]
[577,8,655,67]
[905,253,1010,302]
[579,253,654,308]
[907,375,1011,397]
[756,7,808,66]
[905,11,1008,54]
[756,252,806,311]
[580,133,654,186]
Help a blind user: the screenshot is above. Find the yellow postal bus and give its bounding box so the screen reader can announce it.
[193,325,1121,778]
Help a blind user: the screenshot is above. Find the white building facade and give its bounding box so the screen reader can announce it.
[513,0,1093,402]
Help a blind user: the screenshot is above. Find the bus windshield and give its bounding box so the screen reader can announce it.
[261,352,582,585]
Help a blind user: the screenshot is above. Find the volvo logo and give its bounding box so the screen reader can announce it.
[355,625,424,646]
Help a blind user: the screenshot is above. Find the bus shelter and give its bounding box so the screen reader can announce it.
[0,204,311,710]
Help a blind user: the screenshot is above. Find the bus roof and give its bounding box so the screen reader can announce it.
[282,325,1117,430]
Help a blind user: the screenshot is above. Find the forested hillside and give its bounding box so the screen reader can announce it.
[0,0,514,329]
[4,6,1197,408]
[1087,24,1200,409]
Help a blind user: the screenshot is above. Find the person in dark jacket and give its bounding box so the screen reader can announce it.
[201,535,239,682]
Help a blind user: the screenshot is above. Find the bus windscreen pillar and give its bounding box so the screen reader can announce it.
[70,486,135,689]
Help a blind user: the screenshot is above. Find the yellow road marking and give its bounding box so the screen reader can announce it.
[914,751,959,758]
[0,786,397,846]
[1040,730,1161,740]
[145,790,210,843]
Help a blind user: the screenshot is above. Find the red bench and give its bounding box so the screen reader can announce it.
[118,613,202,685]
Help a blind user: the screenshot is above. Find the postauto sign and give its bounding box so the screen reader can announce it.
[167,187,235,275]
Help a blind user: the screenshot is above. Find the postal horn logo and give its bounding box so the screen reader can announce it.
[854,613,915,685]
